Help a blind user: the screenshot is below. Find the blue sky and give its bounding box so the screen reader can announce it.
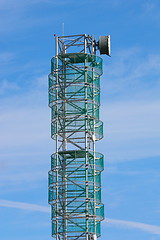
[0,0,160,239]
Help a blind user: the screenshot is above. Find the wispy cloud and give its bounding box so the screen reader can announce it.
[107,165,160,177]
[0,107,49,148]
[0,199,49,212]
[100,99,160,162]
[1,199,160,235]
[0,169,47,187]
[106,218,160,235]
[0,80,20,95]
[102,49,160,101]
[0,0,63,35]
[0,73,50,149]
[104,100,160,139]
[99,48,160,162]
[0,52,14,62]
[0,52,15,74]
[142,1,160,20]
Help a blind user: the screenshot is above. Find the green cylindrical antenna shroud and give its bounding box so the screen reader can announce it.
[48,34,104,240]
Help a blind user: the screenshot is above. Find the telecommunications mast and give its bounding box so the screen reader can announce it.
[48,34,110,240]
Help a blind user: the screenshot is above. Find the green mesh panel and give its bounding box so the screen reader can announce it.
[48,52,104,239]
[48,150,104,238]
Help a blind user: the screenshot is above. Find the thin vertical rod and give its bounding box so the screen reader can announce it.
[62,23,64,36]
[93,68,96,236]
[55,36,59,240]
[84,34,89,240]
[62,43,67,240]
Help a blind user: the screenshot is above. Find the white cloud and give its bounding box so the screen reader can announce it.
[106,218,160,235]
[107,167,160,177]
[0,107,49,148]
[34,74,48,89]
[102,50,160,100]
[0,52,15,74]
[0,199,49,212]
[104,100,160,140]
[0,0,62,35]
[99,49,160,162]
[0,73,53,192]
[99,99,160,162]
[1,199,160,235]
[0,169,47,187]
[0,80,20,95]
[142,1,160,18]
[0,73,50,150]
[0,52,14,62]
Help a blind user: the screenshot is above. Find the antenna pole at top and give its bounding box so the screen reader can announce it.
[62,23,64,36]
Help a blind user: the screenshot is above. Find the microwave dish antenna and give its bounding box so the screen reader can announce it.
[98,35,111,56]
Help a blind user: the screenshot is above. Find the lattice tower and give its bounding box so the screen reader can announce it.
[48,34,105,240]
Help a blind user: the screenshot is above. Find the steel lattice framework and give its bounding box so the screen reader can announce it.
[48,34,104,240]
